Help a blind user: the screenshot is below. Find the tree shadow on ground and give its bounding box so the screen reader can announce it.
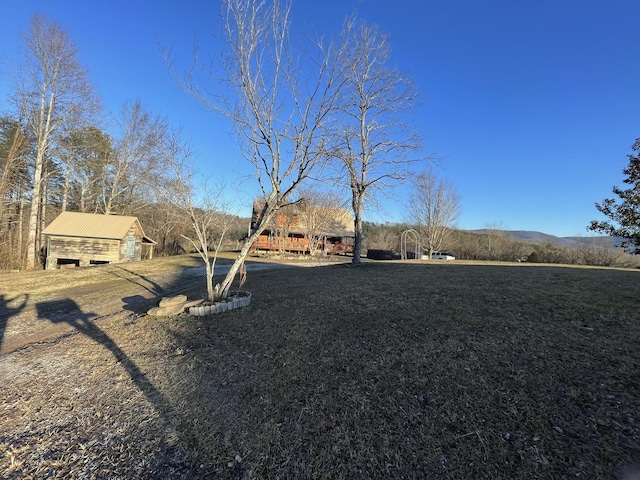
[0,294,28,352]
[108,265,165,296]
[35,298,175,424]
[115,264,210,314]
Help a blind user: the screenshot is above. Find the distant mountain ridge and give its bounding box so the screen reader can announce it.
[469,229,616,247]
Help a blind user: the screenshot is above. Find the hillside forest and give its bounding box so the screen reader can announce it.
[1,10,636,272]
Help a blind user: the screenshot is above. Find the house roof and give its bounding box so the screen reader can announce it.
[307,207,355,237]
[252,200,354,237]
[42,212,155,243]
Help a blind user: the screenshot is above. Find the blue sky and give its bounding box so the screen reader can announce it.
[1,0,639,237]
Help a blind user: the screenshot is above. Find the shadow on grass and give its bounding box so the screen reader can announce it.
[0,293,28,352]
[35,298,175,424]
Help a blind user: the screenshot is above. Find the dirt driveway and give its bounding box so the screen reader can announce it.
[0,255,296,355]
[1,254,349,478]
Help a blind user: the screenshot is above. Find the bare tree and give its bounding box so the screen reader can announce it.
[14,15,98,269]
[158,131,236,301]
[273,206,297,254]
[100,101,166,215]
[480,222,510,261]
[478,222,531,261]
[166,0,342,299]
[576,236,623,266]
[138,203,188,257]
[58,125,112,212]
[363,224,400,251]
[0,119,26,227]
[407,169,460,258]
[0,118,29,269]
[296,187,347,255]
[330,18,423,264]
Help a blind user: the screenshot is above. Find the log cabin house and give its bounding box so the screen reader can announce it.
[250,200,355,255]
[42,212,156,270]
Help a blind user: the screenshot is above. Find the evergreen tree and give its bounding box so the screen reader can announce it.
[589,138,640,253]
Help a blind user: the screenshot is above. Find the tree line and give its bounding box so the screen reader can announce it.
[1,0,435,301]
[2,0,637,294]
[362,222,635,268]
[0,15,236,270]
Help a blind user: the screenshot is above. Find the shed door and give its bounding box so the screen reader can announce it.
[127,236,136,258]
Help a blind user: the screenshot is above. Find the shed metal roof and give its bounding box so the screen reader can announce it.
[42,212,154,242]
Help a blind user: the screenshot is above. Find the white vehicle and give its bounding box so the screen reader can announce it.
[431,251,455,260]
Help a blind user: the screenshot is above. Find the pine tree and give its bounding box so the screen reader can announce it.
[589,138,640,253]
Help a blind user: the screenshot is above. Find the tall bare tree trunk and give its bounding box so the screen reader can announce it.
[38,177,48,266]
[17,15,97,268]
[25,36,57,269]
[352,191,364,264]
[62,164,70,212]
[25,151,45,269]
[331,20,422,265]
[216,227,269,300]
[17,193,25,268]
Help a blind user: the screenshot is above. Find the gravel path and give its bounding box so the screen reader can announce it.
[0,261,295,355]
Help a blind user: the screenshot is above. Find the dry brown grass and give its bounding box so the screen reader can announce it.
[1,259,639,479]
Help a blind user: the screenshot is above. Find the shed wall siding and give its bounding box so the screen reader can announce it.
[47,236,121,268]
[119,227,143,261]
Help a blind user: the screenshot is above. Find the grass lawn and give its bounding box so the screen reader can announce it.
[2,260,639,479]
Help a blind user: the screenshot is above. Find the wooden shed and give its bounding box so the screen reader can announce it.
[42,212,156,270]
